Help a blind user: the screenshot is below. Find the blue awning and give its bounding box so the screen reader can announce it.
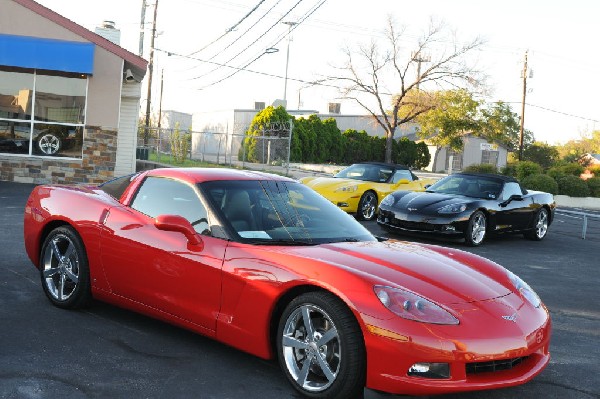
[0,33,95,74]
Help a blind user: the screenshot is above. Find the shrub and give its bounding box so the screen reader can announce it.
[515,161,542,181]
[557,175,590,197]
[521,174,558,194]
[546,167,564,180]
[169,124,191,164]
[559,163,585,176]
[500,162,517,177]
[548,162,585,179]
[587,177,600,197]
[463,163,498,174]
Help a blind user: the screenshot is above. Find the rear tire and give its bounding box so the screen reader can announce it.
[277,291,366,399]
[39,226,91,309]
[525,208,549,241]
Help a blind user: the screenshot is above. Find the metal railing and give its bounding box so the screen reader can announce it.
[555,209,600,239]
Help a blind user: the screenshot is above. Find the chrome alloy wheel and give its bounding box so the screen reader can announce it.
[281,304,341,392]
[359,192,377,220]
[534,209,548,238]
[41,233,80,301]
[470,212,487,245]
[38,134,60,155]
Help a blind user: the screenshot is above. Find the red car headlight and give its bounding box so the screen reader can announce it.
[507,271,541,308]
[374,286,459,325]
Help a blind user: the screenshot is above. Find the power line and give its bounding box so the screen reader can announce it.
[188,0,327,89]
[186,0,307,82]
[187,0,268,57]
[155,46,338,90]
[524,103,600,123]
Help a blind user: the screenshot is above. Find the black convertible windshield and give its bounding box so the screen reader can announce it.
[426,174,504,199]
[200,180,376,245]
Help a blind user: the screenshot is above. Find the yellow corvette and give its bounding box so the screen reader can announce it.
[300,162,437,221]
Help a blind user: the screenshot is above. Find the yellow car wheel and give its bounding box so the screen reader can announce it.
[357,191,377,221]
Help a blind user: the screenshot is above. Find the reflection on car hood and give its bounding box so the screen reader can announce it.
[264,240,511,305]
[393,191,472,211]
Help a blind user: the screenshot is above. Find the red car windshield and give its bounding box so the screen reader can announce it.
[201,180,376,245]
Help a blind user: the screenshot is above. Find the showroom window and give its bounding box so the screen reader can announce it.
[0,66,87,158]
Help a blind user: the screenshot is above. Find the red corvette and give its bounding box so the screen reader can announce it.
[23,168,551,398]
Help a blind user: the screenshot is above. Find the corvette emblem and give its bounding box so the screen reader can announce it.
[502,313,518,323]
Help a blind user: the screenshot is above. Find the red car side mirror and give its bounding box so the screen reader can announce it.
[155,214,203,249]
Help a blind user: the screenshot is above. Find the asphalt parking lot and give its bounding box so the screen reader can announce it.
[1,181,599,399]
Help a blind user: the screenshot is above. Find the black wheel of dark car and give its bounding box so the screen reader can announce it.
[525,208,549,241]
[40,226,91,309]
[464,211,487,246]
[356,191,377,221]
[38,133,61,155]
[277,291,366,399]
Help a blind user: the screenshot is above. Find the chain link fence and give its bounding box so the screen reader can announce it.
[137,121,293,174]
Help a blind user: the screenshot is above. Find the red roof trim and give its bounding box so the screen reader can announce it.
[12,0,148,74]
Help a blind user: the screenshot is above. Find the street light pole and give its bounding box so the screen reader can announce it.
[282,21,297,106]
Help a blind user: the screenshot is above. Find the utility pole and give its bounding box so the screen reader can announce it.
[138,0,146,57]
[283,21,297,105]
[519,50,529,161]
[144,0,158,146]
[411,51,430,90]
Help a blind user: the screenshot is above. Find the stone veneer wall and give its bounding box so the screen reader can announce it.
[0,128,118,185]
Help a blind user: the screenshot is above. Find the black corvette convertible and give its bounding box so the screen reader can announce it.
[377,172,556,246]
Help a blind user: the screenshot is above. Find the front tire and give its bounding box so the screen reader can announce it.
[464,210,487,246]
[356,191,377,221]
[40,226,91,309]
[525,208,549,241]
[277,292,365,399]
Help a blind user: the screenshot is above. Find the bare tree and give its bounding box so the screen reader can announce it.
[330,18,485,163]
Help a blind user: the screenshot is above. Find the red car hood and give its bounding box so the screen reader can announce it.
[276,240,511,305]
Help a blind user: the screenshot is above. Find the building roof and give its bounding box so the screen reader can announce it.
[12,0,148,76]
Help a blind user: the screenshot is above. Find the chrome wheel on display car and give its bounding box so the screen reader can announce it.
[277,292,365,398]
[40,226,91,309]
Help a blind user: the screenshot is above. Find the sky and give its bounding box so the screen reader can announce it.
[34,0,600,145]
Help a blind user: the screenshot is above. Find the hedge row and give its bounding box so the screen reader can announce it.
[464,162,600,197]
[242,111,431,169]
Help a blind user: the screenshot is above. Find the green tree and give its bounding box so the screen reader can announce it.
[522,142,559,169]
[416,89,481,153]
[479,101,532,151]
[242,106,292,163]
[556,130,600,163]
[342,129,372,163]
[291,117,316,163]
[415,141,431,169]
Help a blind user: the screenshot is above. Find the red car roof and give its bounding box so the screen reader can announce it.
[144,168,296,184]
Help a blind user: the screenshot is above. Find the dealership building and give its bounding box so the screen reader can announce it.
[0,0,147,184]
